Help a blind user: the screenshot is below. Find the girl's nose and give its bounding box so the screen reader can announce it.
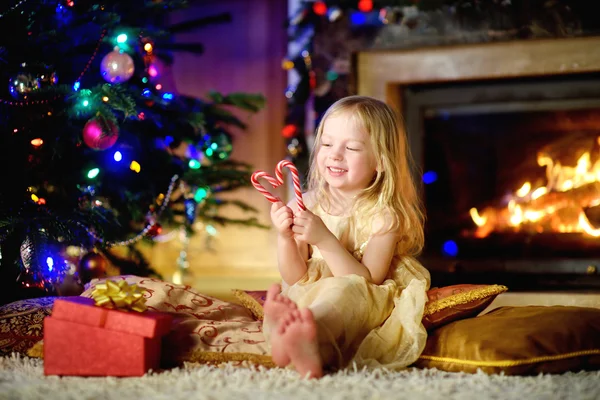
[329,147,343,161]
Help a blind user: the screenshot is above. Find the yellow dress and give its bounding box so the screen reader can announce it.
[278,205,431,370]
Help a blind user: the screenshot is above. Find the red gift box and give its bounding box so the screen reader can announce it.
[44,296,172,377]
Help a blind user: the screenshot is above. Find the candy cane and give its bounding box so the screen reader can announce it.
[250,171,281,203]
[276,160,305,211]
[251,160,305,211]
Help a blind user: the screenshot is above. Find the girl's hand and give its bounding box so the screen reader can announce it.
[270,201,294,239]
[292,209,334,247]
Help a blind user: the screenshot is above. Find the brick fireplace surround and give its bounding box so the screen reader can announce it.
[356,37,600,295]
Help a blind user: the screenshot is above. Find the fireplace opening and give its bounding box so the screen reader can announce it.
[403,73,600,290]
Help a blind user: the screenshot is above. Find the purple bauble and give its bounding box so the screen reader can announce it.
[100,48,135,83]
[82,117,119,150]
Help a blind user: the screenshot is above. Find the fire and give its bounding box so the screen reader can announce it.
[470,141,600,238]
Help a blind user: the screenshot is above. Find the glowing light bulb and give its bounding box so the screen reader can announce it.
[87,168,100,179]
[130,161,141,173]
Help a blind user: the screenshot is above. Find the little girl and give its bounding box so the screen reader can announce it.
[263,95,431,378]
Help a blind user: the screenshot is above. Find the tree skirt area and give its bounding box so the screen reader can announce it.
[1,355,599,400]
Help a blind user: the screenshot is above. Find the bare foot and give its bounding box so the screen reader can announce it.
[273,308,323,379]
[263,283,297,326]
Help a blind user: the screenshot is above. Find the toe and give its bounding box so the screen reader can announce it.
[299,308,314,323]
[266,283,282,301]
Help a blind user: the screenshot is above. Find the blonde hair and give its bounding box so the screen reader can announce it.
[307,95,424,256]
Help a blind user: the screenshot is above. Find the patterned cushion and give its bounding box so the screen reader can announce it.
[0,297,58,356]
[232,284,508,331]
[414,306,600,375]
[81,276,272,367]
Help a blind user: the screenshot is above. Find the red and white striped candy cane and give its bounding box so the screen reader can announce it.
[250,160,305,211]
[276,160,305,211]
[250,171,281,203]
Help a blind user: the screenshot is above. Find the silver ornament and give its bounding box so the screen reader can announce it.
[8,66,58,100]
[100,48,135,83]
[20,236,33,270]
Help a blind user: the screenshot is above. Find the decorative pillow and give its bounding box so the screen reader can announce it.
[413,306,600,375]
[232,284,508,331]
[232,289,266,320]
[0,297,58,356]
[422,284,508,330]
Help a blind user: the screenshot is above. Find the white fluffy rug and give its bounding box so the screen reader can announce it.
[1,354,599,400]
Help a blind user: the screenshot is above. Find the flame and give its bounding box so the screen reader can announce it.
[469,208,487,227]
[470,140,600,238]
[516,182,531,197]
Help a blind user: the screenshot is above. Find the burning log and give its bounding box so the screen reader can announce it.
[526,181,600,210]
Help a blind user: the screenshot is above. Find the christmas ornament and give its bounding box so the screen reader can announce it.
[83,116,119,150]
[77,251,108,284]
[100,48,135,83]
[146,223,162,238]
[203,130,233,161]
[287,138,303,157]
[8,64,58,100]
[20,236,33,270]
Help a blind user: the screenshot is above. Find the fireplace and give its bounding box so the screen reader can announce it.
[356,37,600,290]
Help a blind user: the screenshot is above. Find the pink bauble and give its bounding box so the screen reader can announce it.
[82,118,119,150]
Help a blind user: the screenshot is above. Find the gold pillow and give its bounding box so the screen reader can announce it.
[414,306,600,375]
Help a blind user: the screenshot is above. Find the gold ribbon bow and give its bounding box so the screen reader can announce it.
[91,280,148,312]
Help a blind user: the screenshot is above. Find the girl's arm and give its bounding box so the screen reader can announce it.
[293,212,398,285]
[271,200,309,286]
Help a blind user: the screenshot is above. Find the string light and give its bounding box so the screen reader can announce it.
[0,0,29,20]
[313,1,327,16]
[87,168,100,179]
[129,161,141,173]
[194,187,209,202]
[282,60,294,70]
[358,0,373,13]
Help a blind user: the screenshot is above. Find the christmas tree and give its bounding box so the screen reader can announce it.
[0,0,266,305]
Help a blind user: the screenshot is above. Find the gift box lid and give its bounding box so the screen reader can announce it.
[51,297,172,338]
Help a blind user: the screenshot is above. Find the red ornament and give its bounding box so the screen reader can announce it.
[313,2,327,16]
[282,124,298,139]
[147,223,162,238]
[358,0,373,12]
[82,117,119,150]
[77,252,108,284]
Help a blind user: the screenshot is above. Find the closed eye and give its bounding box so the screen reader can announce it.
[322,143,332,147]
[346,147,361,151]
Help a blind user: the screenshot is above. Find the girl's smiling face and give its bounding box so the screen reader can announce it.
[317,112,378,198]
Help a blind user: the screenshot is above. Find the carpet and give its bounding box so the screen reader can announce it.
[1,354,599,400]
